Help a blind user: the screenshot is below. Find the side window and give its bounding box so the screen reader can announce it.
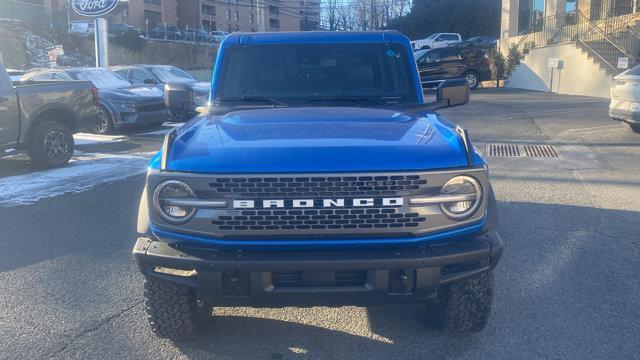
[443,34,459,41]
[52,73,71,80]
[31,74,52,81]
[114,70,129,81]
[434,35,443,42]
[440,49,461,62]
[131,69,154,84]
[423,50,439,64]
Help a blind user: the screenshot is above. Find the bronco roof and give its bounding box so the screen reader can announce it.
[223,30,408,45]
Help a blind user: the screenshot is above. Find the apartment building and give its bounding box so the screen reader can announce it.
[500,0,639,97]
[177,0,320,32]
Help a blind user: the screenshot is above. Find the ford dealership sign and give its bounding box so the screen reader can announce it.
[72,0,119,17]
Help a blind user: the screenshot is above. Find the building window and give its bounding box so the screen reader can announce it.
[226,9,231,19]
[518,0,545,34]
[144,10,162,28]
[235,10,239,21]
[236,25,240,31]
[250,13,254,24]
[202,4,215,16]
[202,20,216,31]
[227,23,232,31]
[269,5,279,15]
[590,0,637,20]
[269,18,280,28]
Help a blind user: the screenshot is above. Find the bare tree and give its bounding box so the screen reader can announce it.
[321,0,412,31]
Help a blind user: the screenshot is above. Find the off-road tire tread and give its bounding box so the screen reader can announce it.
[28,120,74,168]
[143,277,210,340]
[428,271,494,334]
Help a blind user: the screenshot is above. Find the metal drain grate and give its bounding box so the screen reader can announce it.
[522,145,559,158]
[487,144,521,157]
[486,144,559,158]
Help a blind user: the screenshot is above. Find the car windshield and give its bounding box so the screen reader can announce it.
[216,43,415,104]
[150,67,196,83]
[74,68,131,89]
[426,34,437,39]
[413,50,428,59]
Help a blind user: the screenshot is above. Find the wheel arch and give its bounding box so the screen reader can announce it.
[25,105,78,143]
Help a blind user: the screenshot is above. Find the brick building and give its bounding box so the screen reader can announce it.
[2,0,320,33]
[176,0,320,32]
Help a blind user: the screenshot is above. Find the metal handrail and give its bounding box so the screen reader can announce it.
[577,39,617,69]
[575,9,639,61]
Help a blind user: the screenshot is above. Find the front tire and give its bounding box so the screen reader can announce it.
[28,121,74,168]
[95,105,115,134]
[426,271,494,334]
[463,70,481,90]
[143,277,211,340]
[622,121,640,133]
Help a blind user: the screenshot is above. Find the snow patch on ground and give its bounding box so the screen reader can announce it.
[0,152,154,207]
[73,133,127,145]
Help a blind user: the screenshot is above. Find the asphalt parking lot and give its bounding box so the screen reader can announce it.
[0,88,638,359]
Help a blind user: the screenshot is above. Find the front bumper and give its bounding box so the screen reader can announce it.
[610,108,640,125]
[133,230,503,306]
[116,108,169,127]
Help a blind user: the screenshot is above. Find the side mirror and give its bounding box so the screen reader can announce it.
[144,78,157,84]
[436,78,469,108]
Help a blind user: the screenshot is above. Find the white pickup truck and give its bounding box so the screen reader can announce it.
[411,33,462,50]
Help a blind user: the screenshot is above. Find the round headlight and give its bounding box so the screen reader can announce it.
[439,176,482,220]
[152,180,197,224]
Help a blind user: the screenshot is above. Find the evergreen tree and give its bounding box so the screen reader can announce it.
[387,0,501,40]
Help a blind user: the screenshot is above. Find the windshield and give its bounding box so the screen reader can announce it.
[413,50,428,59]
[216,43,415,104]
[150,67,196,83]
[74,68,131,89]
[426,34,437,39]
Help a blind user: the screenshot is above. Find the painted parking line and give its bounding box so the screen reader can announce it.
[0,152,154,207]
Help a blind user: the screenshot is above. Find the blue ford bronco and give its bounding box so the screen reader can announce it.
[133,31,503,339]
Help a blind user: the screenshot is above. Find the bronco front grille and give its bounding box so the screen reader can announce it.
[201,175,428,199]
[148,169,490,240]
[211,208,426,232]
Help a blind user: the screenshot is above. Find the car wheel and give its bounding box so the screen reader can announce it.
[143,277,212,340]
[463,71,480,90]
[95,105,115,134]
[28,121,74,168]
[426,271,494,334]
[622,121,640,133]
[421,45,431,50]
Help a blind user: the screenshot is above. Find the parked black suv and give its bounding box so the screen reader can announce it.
[415,47,492,90]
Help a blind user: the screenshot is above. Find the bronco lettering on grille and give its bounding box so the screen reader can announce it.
[233,198,404,209]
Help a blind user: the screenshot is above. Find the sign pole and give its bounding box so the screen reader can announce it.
[71,0,119,68]
[94,17,109,67]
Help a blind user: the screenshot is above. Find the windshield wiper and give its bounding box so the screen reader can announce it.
[217,95,287,107]
[307,96,392,105]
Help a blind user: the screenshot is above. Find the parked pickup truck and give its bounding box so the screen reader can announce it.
[0,64,99,167]
[133,31,503,340]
